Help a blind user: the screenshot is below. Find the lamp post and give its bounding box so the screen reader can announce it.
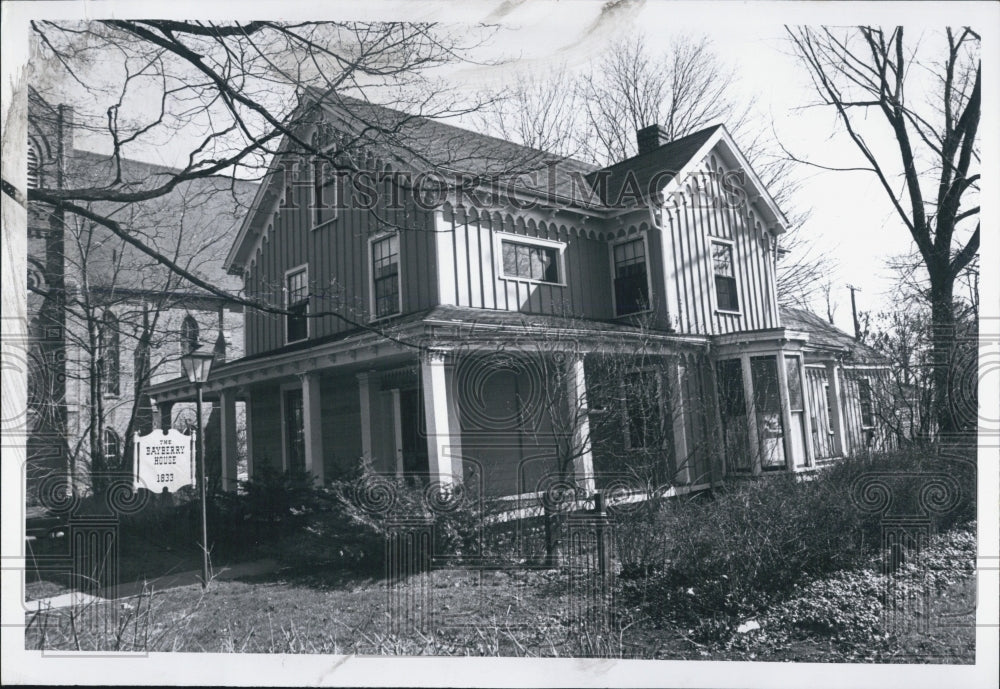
[181,347,215,589]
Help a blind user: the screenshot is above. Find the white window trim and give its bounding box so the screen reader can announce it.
[609,231,654,318]
[368,231,403,322]
[284,263,310,344]
[312,156,339,231]
[621,367,668,451]
[494,231,568,287]
[710,237,742,316]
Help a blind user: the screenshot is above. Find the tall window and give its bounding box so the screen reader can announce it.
[624,369,662,449]
[284,388,305,472]
[27,140,40,189]
[371,234,400,319]
[286,267,309,343]
[104,428,121,465]
[613,237,649,316]
[712,241,739,312]
[101,311,120,396]
[500,238,560,283]
[858,378,875,428]
[181,315,199,354]
[313,158,337,227]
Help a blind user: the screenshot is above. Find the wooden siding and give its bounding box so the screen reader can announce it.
[805,365,837,459]
[436,205,617,321]
[662,151,780,335]
[244,154,437,357]
[840,368,896,455]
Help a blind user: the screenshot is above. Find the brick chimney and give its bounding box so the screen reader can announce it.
[636,124,669,155]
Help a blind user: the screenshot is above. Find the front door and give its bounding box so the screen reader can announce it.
[284,388,305,473]
[399,388,429,482]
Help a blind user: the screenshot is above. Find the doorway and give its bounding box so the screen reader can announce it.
[398,388,429,482]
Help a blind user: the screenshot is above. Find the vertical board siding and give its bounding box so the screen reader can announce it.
[245,153,436,357]
[662,152,779,336]
[439,205,615,321]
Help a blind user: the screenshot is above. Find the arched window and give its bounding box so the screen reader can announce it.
[101,311,120,396]
[103,428,121,464]
[181,315,199,354]
[27,139,40,189]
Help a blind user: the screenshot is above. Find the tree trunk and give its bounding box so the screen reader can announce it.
[929,276,958,440]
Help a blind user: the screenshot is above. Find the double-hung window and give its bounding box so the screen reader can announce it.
[500,236,562,284]
[286,266,309,343]
[711,240,739,313]
[613,237,649,316]
[371,234,400,319]
[858,378,875,428]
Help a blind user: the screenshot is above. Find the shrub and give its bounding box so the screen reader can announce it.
[623,447,975,634]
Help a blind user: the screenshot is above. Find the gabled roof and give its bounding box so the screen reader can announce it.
[586,125,722,206]
[225,93,788,274]
[780,306,886,364]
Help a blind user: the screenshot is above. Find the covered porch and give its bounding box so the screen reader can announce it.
[147,306,720,499]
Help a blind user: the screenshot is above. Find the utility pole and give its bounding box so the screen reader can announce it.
[847,284,861,341]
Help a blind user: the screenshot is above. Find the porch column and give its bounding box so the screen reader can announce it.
[299,372,325,483]
[775,350,795,471]
[219,388,239,492]
[157,401,174,432]
[421,349,461,485]
[668,358,692,485]
[565,354,596,494]
[825,361,848,457]
[799,358,816,466]
[741,353,762,475]
[357,372,374,460]
[244,393,254,481]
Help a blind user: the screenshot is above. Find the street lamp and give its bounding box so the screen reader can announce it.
[181,347,215,589]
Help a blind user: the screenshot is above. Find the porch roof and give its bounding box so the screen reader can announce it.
[779,307,888,365]
[146,305,710,404]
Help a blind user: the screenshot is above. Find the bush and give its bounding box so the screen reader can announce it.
[623,447,976,635]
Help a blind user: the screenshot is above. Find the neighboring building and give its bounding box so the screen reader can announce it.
[147,92,897,499]
[26,89,257,497]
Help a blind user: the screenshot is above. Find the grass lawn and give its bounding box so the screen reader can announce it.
[24,540,976,661]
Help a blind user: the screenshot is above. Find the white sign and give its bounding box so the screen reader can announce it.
[134,429,195,493]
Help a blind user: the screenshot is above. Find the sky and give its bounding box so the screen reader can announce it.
[6,0,995,338]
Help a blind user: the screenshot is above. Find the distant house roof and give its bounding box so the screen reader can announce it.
[57,148,258,298]
[780,306,887,364]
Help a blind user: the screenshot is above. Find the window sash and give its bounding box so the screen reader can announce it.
[613,238,648,315]
[372,235,400,317]
[501,240,559,283]
[858,379,875,427]
[286,269,309,342]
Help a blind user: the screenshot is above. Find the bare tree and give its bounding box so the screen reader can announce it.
[786,26,980,438]
[475,34,827,308]
[27,21,520,334]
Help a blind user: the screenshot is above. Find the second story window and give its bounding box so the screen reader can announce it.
[286,266,309,343]
[712,240,740,312]
[100,311,120,396]
[371,234,400,319]
[500,237,561,284]
[181,315,199,355]
[613,237,649,316]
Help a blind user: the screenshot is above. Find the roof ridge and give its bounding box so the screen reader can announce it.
[310,90,598,171]
[595,123,724,173]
